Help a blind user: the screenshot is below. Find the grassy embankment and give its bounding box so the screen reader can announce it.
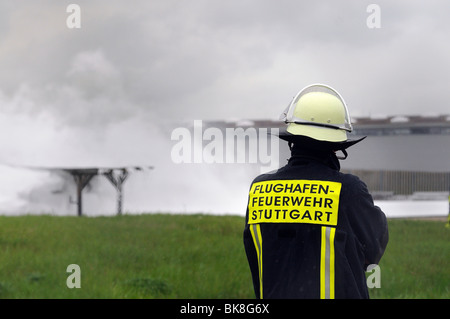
[0,214,448,298]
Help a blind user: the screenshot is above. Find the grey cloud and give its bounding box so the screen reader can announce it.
[1,0,449,124]
[1,0,450,215]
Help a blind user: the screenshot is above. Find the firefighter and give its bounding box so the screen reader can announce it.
[243,83,389,299]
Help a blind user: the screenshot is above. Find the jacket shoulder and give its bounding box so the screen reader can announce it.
[251,168,282,184]
[338,171,369,192]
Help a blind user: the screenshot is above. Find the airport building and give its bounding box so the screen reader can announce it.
[342,115,450,199]
[207,115,450,200]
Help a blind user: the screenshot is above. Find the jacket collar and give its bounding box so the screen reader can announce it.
[288,145,341,171]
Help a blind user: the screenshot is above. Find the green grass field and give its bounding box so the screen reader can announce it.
[0,214,448,299]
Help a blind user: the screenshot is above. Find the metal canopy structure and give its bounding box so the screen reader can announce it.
[1,164,154,216]
[61,166,153,216]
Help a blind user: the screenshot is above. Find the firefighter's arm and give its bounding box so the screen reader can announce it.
[348,177,389,268]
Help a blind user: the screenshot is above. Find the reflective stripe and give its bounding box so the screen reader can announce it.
[320,226,336,299]
[250,224,263,299]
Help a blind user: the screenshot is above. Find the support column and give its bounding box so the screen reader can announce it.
[104,169,129,216]
[72,172,95,217]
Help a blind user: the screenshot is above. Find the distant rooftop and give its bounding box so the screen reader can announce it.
[206,114,450,136]
[350,114,450,136]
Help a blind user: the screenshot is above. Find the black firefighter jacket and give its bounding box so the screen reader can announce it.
[243,149,389,299]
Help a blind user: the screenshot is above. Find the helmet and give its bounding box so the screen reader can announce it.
[278,83,365,154]
[280,83,352,142]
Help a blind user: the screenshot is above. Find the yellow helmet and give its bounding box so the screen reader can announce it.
[280,83,353,142]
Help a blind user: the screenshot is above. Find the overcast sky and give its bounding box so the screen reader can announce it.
[0,1,449,214]
[1,0,449,127]
[1,1,450,164]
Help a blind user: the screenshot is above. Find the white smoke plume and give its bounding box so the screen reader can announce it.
[0,49,260,216]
